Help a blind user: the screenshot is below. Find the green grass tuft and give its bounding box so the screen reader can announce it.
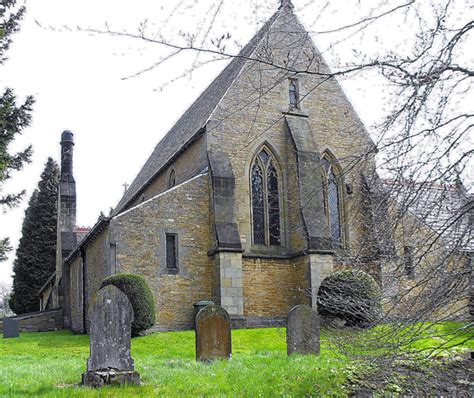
[0,324,471,397]
[0,328,350,397]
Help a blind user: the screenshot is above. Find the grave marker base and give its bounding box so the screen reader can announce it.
[82,370,140,387]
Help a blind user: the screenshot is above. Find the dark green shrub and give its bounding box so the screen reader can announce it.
[317,270,381,327]
[101,273,156,337]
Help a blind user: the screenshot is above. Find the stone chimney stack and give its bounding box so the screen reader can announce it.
[54,130,77,317]
[59,130,76,232]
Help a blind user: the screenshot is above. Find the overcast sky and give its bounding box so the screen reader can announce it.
[1,0,471,286]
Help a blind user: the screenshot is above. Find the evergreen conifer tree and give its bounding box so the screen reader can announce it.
[1,0,35,261]
[9,158,59,314]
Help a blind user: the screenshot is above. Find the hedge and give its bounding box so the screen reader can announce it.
[317,270,381,327]
[101,273,156,336]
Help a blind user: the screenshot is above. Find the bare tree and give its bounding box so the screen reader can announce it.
[45,0,473,393]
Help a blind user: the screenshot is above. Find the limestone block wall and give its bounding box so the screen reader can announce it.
[242,256,309,317]
[84,226,112,332]
[127,135,208,209]
[69,255,84,333]
[208,83,307,254]
[111,173,214,330]
[381,209,472,320]
[307,254,334,308]
[0,309,63,333]
[215,252,243,315]
[206,9,376,257]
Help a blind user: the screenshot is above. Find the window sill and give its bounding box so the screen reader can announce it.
[166,268,179,275]
[247,245,289,257]
[281,106,308,117]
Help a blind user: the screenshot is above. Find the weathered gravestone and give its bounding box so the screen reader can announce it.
[195,304,231,362]
[286,304,320,356]
[3,318,20,339]
[82,285,140,387]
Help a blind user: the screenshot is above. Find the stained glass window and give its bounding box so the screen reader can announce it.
[322,153,343,246]
[328,170,341,245]
[259,149,270,163]
[251,148,281,246]
[321,157,330,173]
[289,79,298,108]
[267,162,281,245]
[252,163,265,245]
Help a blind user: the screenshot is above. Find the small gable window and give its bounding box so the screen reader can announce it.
[165,233,178,272]
[289,79,299,108]
[404,246,414,277]
[168,169,176,189]
[322,152,344,247]
[251,147,281,246]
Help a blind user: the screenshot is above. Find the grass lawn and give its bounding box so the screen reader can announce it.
[0,324,471,397]
[0,328,350,397]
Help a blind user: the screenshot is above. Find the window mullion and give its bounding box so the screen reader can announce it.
[322,169,329,225]
[263,164,269,246]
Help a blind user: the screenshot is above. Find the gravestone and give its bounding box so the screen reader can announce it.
[195,304,231,362]
[286,304,320,356]
[82,285,140,387]
[193,300,215,324]
[3,318,20,339]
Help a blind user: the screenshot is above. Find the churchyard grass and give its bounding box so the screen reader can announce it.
[0,325,471,397]
[0,328,348,397]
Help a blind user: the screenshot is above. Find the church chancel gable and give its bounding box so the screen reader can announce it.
[48,0,390,332]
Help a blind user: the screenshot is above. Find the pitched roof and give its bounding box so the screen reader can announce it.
[112,9,283,216]
[387,180,474,252]
[411,184,473,252]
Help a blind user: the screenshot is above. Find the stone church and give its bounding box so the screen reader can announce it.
[39,0,472,333]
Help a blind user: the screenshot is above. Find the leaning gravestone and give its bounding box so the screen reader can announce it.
[195,304,231,362]
[3,318,20,339]
[286,304,320,356]
[82,285,140,387]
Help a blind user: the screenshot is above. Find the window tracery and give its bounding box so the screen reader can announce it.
[322,152,344,246]
[251,147,281,246]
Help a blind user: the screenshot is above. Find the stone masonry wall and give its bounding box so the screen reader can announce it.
[206,8,376,258]
[84,226,111,332]
[111,173,214,330]
[382,205,471,320]
[128,135,208,209]
[215,252,244,315]
[69,255,84,333]
[203,8,381,323]
[242,256,309,317]
[0,309,63,333]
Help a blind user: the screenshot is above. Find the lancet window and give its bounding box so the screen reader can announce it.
[289,79,299,108]
[168,169,176,189]
[322,152,344,246]
[251,147,281,246]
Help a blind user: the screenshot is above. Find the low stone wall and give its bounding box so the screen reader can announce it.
[0,308,63,333]
[244,316,286,329]
[148,315,286,332]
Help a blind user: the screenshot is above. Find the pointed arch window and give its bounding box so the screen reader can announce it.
[251,147,281,246]
[168,169,176,189]
[322,153,344,246]
[289,79,299,108]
